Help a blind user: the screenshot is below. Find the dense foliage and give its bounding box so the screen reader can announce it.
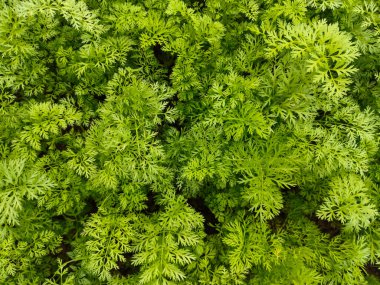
[1,0,380,284]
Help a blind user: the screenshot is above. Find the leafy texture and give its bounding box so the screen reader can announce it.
[0,0,379,284]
